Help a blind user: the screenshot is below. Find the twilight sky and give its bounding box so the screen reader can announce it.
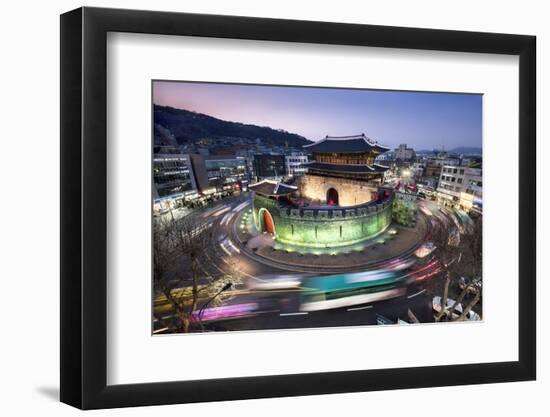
[153,81,482,151]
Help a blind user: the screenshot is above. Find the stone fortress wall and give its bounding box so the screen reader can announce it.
[296,174,379,207]
[252,193,393,248]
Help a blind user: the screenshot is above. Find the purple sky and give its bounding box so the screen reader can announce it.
[153,81,482,151]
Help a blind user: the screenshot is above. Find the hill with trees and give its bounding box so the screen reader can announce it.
[153,105,311,148]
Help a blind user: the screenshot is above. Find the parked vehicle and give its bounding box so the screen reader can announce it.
[458,276,482,295]
[415,241,436,258]
[432,296,463,320]
[432,296,481,321]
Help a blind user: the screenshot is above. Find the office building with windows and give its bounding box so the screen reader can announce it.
[285,152,309,177]
[153,152,198,213]
[437,165,482,211]
[252,154,286,180]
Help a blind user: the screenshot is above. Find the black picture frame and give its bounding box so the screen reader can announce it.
[60,6,536,410]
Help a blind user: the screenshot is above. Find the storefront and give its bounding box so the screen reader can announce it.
[460,191,483,214]
[153,193,184,216]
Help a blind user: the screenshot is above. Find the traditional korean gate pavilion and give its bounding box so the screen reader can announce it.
[250,134,394,248]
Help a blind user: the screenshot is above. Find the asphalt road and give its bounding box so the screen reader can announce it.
[155,193,462,332]
[207,284,434,332]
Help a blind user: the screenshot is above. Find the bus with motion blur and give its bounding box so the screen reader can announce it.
[300,269,407,312]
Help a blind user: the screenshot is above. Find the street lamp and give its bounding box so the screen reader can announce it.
[197,282,233,330]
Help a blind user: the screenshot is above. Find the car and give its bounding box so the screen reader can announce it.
[432,296,481,321]
[466,310,481,321]
[432,296,463,320]
[415,241,436,258]
[458,276,482,295]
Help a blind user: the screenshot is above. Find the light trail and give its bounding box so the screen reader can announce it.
[233,201,250,213]
[219,242,232,256]
[221,212,235,226]
[212,207,231,217]
[201,204,229,218]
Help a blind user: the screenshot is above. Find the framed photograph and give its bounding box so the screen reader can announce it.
[60,6,536,410]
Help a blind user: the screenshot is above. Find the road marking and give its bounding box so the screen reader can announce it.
[407,289,427,299]
[279,312,309,317]
[347,305,373,311]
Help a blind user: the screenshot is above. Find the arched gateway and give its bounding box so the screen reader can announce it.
[326,188,339,206]
[259,208,276,234]
[249,180,298,236]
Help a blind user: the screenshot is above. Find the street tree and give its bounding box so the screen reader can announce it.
[153,213,240,333]
[430,213,482,322]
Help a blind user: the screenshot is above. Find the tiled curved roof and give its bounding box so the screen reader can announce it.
[249,180,297,196]
[306,162,389,174]
[303,134,390,154]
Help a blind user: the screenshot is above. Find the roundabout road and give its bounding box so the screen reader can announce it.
[160,193,460,331]
[229,204,432,274]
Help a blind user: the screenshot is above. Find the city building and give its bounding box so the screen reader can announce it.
[250,134,394,248]
[204,155,249,187]
[410,162,426,178]
[436,165,482,211]
[253,154,286,180]
[394,144,416,161]
[189,153,210,192]
[460,175,483,214]
[459,155,483,168]
[153,152,198,213]
[419,153,461,188]
[424,161,443,178]
[375,151,393,162]
[285,152,309,177]
[235,149,256,182]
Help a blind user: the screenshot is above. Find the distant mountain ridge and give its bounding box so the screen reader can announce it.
[449,146,482,155]
[416,147,482,155]
[153,105,312,148]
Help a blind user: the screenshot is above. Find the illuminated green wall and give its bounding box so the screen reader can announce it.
[253,195,392,248]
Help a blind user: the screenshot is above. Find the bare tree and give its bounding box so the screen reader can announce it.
[153,213,240,333]
[430,214,482,322]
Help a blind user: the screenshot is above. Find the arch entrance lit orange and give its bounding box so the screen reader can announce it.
[262,210,275,234]
[326,188,339,206]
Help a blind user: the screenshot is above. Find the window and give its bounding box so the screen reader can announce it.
[457,178,463,184]
[459,169,465,174]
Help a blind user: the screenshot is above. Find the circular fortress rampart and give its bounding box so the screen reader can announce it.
[253,194,393,248]
[250,134,393,248]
